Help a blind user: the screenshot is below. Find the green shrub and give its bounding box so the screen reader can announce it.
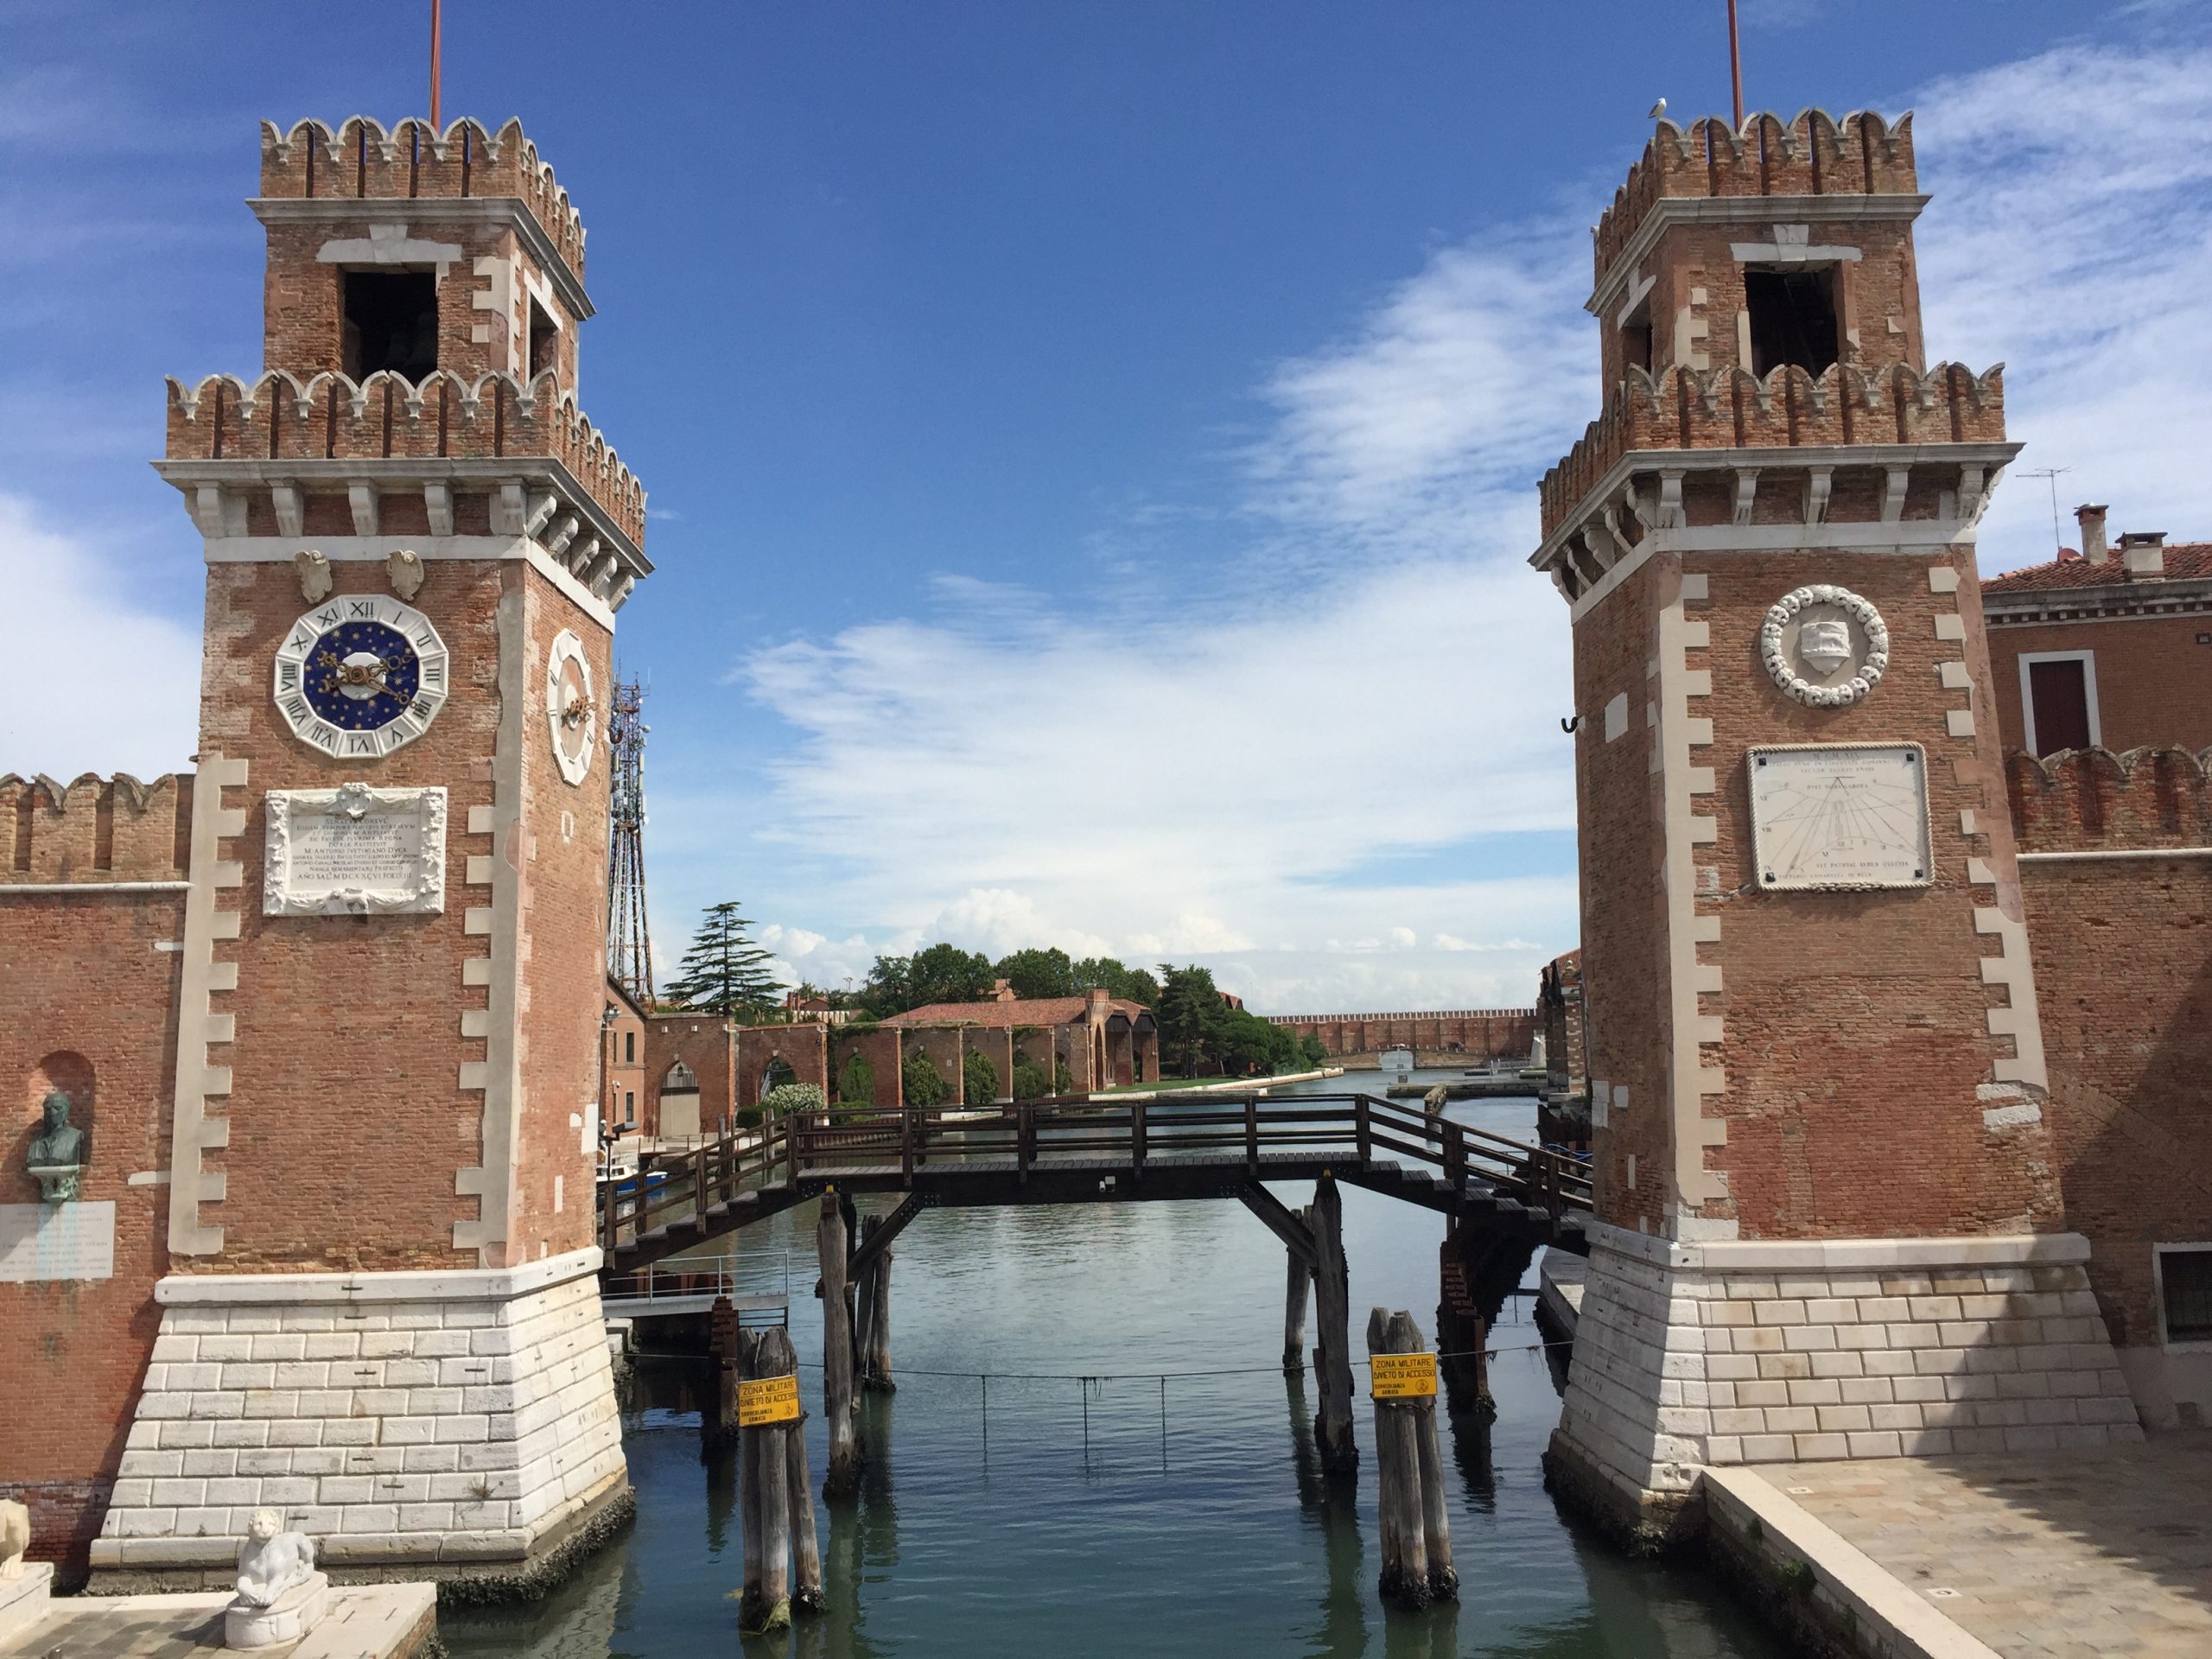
[734,1107,763,1129]
[837,1052,874,1105]
[1055,1062,1075,1096]
[963,1050,1001,1105]
[1011,1059,1053,1102]
[902,1051,950,1108]
[760,1083,825,1119]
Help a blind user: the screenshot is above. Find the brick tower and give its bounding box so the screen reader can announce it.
[1532,111,2139,1541]
[90,117,647,1588]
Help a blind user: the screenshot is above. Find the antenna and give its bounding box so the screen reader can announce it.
[1726,0,1745,129]
[427,0,444,130]
[2020,467,2072,558]
[607,676,655,1005]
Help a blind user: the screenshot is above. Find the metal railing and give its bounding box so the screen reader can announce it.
[601,1249,791,1308]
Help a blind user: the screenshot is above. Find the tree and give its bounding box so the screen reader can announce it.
[1154,963,1230,1076]
[902,1049,950,1107]
[1071,957,1161,1007]
[963,1049,1001,1105]
[857,942,995,1018]
[993,946,1078,1001]
[1298,1031,1329,1070]
[663,903,781,1019]
[837,1052,875,1106]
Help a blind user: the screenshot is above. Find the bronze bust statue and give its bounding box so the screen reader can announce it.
[28,1090,86,1202]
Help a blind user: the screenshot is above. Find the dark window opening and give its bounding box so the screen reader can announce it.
[341,270,439,380]
[2163,1249,2212,1344]
[624,1030,635,1064]
[1745,266,1839,377]
[527,297,559,382]
[1620,300,1655,377]
[623,1090,635,1124]
[2027,658,2093,755]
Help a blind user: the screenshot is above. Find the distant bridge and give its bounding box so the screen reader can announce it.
[1262,1007,1538,1062]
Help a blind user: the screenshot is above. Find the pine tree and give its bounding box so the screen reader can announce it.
[662,902,781,1019]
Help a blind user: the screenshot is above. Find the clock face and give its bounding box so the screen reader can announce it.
[545,630,596,785]
[273,595,449,760]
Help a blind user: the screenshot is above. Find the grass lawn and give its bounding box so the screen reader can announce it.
[1096,1072,1297,1095]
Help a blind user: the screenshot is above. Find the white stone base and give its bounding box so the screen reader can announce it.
[226,1569,329,1648]
[0,1561,54,1645]
[1555,1224,2144,1506]
[92,1248,626,1573]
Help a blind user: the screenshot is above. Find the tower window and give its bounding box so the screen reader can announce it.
[1619,297,1654,377]
[341,270,439,380]
[1745,267,1839,378]
[527,296,560,382]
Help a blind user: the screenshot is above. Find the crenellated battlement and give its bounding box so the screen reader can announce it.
[1539,359,2004,537]
[258,117,585,279]
[2006,747,2212,854]
[163,366,646,550]
[1,772,192,884]
[1592,109,1916,283]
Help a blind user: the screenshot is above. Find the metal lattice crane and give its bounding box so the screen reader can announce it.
[607,677,654,1006]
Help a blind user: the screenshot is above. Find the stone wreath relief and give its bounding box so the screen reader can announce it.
[1759,583,1890,708]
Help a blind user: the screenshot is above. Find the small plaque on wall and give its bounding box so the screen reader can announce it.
[0,1200,116,1281]
[1748,743,1932,891]
[264,783,447,916]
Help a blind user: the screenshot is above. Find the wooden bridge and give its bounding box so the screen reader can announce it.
[597,1092,1592,1280]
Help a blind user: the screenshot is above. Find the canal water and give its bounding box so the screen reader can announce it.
[446,1072,1780,1656]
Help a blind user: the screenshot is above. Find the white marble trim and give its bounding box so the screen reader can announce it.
[154,1245,601,1304]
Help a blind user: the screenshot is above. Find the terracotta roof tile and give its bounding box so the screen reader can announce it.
[882,995,1149,1028]
[1982,544,2212,594]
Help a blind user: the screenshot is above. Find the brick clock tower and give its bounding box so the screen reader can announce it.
[1532,111,2139,1540]
[92,118,646,1587]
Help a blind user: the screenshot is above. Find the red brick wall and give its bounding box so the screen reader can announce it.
[645,1014,734,1135]
[1987,615,2212,756]
[3,773,190,881]
[831,1028,903,1109]
[734,1025,828,1110]
[602,991,645,1135]
[0,887,184,1575]
[1265,1011,1537,1059]
[2008,747,2212,852]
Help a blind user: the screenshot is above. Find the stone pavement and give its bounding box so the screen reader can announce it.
[0,1582,435,1659]
[1770,1429,2212,1658]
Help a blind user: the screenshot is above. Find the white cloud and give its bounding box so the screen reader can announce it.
[0,493,198,780]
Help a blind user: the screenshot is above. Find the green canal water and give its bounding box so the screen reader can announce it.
[446,1073,1781,1657]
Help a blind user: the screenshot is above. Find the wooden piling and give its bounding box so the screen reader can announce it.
[1282,1203,1313,1372]
[855,1215,879,1387]
[732,1331,770,1630]
[760,1325,824,1614]
[1367,1307,1430,1607]
[706,1294,741,1449]
[818,1192,861,1497]
[863,1224,894,1391]
[1395,1309,1457,1602]
[1311,1173,1357,1475]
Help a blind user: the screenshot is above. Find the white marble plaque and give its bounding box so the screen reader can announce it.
[1748,743,1933,891]
[0,1200,116,1281]
[264,783,447,916]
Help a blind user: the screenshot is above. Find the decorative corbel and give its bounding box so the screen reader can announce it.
[1656,469,1686,530]
[1957,463,1990,526]
[566,535,601,577]
[346,482,380,537]
[543,513,581,558]
[524,490,560,537]
[1732,468,1759,527]
[608,574,637,613]
[386,549,425,601]
[491,480,528,536]
[295,550,334,604]
[1880,465,1910,524]
[423,482,454,538]
[586,551,620,595]
[191,484,229,540]
[1802,467,1834,527]
[270,480,305,539]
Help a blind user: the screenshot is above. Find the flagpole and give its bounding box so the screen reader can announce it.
[1726,0,1744,129]
[429,0,443,130]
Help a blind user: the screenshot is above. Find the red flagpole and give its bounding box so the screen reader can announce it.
[429,0,443,130]
[1726,0,1744,129]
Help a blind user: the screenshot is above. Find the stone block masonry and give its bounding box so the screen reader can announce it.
[92,1248,626,1584]
[1552,1223,2139,1537]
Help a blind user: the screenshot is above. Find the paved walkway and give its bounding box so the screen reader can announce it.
[1771,1430,2212,1658]
[0,1583,435,1659]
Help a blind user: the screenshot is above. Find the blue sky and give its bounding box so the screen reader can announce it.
[8,1,2212,1011]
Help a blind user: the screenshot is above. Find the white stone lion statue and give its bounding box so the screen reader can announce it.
[0,1498,29,1579]
[233,1509,315,1607]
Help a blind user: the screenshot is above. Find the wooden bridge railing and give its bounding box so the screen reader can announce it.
[599,1092,1592,1262]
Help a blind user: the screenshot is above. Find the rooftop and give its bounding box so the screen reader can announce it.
[883,995,1150,1029]
[1982,543,2212,594]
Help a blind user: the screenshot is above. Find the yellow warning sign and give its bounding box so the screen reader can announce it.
[1370,1352,1437,1400]
[738,1373,801,1426]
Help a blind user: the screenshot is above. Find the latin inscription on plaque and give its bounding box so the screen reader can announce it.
[1748,743,1932,891]
[0,1200,115,1281]
[264,783,448,916]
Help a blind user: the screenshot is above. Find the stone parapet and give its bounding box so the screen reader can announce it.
[90,1249,626,1585]
[2006,746,2212,854]
[0,772,191,886]
[1553,1224,2142,1525]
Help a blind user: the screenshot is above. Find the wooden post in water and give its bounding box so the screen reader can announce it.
[854,1215,879,1389]
[863,1224,894,1391]
[761,1325,824,1614]
[706,1294,741,1448]
[1367,1307,1430,1607]
[1394,1309,1457,1603]
[733,1331,771,1630]
[1311,1173,1357,1474]
[1282,1203,1313,1373]
[818,1192,861,1496]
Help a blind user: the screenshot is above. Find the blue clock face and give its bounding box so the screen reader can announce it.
[273,594,450,759]
[305,620,421,730]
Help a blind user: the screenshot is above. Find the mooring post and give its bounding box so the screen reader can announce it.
[706,1294,741,1449]
[1393,1308,1457,1603]
[818,1193,861,1496]
[1367,1307,1430,1607]
[738,1325,793,1633]
[760,1325,824,1615]
[1311,1173,1357,1474]
[864,1230,893,1391]
[734,1330,768,1630]
[1282,1203,1313,1372]
[855,1215,880,1389]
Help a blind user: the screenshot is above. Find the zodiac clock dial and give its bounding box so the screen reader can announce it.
[272,595,450,759]
[545,629,596,785]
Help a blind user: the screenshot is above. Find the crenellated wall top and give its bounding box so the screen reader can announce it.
[2006,746,2212,855]
[258,117,586,281]
[1592,110,1917,284]
[0,771,192,884]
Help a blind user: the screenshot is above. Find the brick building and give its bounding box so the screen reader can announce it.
[883,987,1159,1094]
[1,116,645,1587]
[1262,1007,1537,1064]
[1529,107,2143,1541]
[1981,506,2212,756]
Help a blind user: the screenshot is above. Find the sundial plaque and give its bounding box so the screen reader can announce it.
[264,782,448,916]
[1747,743,1932,892]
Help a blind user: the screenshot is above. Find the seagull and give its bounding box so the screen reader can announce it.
[1649,98,1668,120]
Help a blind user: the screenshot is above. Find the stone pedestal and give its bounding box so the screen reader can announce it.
[1548,1222,2144,1549]
[91,1248,628,1592]
[0,1561,54,1645]
[226,1570,328,1649]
